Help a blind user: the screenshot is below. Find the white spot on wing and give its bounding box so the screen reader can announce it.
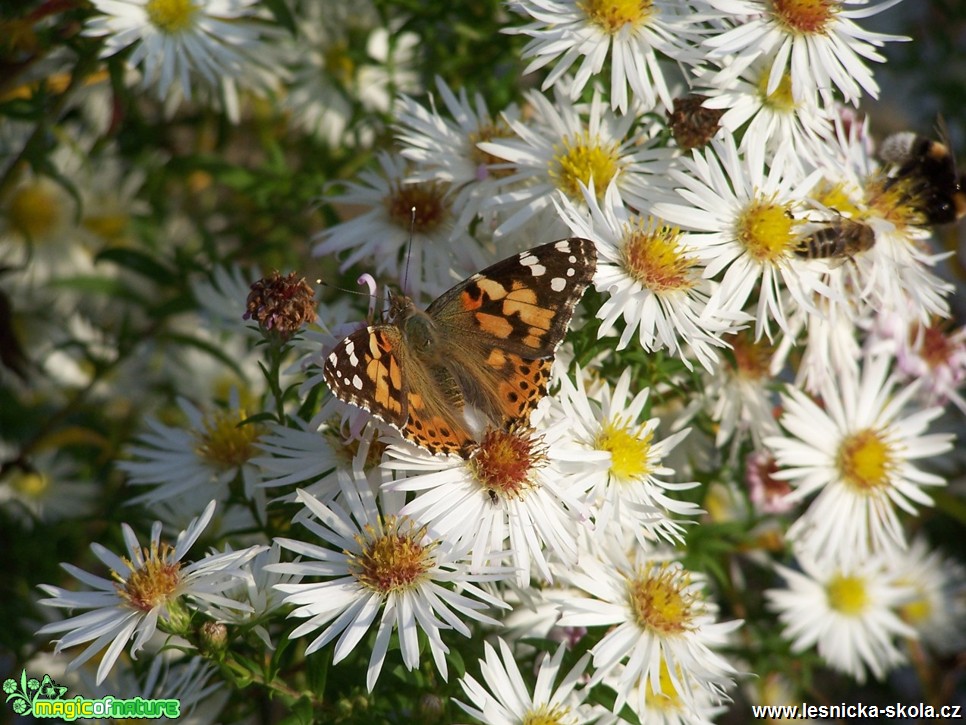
[352,374,364,390]
[551,277,566,292]
[519,251,546,276]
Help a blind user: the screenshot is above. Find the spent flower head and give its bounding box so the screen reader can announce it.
[243,270,317,341]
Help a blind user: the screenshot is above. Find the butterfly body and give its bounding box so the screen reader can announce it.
[324,238,597,455]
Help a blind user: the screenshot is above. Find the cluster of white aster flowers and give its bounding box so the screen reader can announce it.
[7,0,964,723]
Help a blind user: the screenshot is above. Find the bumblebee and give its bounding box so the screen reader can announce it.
[794,217,876,263]
[879,131,966,225]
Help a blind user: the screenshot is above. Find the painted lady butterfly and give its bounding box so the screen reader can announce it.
[324,238,597,455]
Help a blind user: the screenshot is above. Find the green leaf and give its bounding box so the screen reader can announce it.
[261,0,298,35]
[278,697,315,725]
[159,332,249,379]
[48,274,137,300]
[306,646,331,696]
[96,248,178,286]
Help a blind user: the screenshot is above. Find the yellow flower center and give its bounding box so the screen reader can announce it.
[349,517,435,595]
[825,574,868,616]
[627,562,695,635]
[578,0,654,33]
[621,218,697,292]
[115,542,182,612]
[10,469,49,498]
[83,212,129,242]
[522,703,573,725]
[837,428,892,491]
[323,40,355,86]
[385,181,450,233]
[772,0,837,35]
[866,175,924,228]
[644,657,685,710]
[549,132,621,201]
[899,587,932,626]
[145,0,199,34]
[811,181,864,219]
[736,198,799,262]
[758,70,796,111]
[595,417,652,481]
[7,179,67,241]
[194,409,263,470]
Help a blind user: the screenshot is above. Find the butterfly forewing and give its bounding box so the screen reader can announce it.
[428,238,597,358]
[324,325,410,428]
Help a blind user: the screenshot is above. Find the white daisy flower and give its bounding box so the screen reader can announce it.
[198,543,298,650]
[597,660,730,725]
[192,264,259,338]
[549,367,702,545]
[766,354,954,568]
[766,551,916,683]
[82,0,283,120]
[36,501,261,685]
[252,414,343,502]
[312,151,489,297]
[776,294,863,396]
[703,0,907,106]
[1,143,117,282]
[456,638,595,724]
[556,180,732,371]
[693,53,835,168]
[31,650,224,717]
[384,422,590,587]
[119,395,265,511]
[676,329,782,451]
[653,134,830,339]
[395,76,518,236]
[557,542,740,711]
[0,452,97,526]
[507,0,705,113]
[356,24,421,114]
[271,482,507,692]
[889,536,966,655]
[478,87,668,238]
[283,3,420,147]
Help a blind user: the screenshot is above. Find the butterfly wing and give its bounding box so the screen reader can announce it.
[324,324,476,454]
[324,325,409,429]
[426,237,597,424]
